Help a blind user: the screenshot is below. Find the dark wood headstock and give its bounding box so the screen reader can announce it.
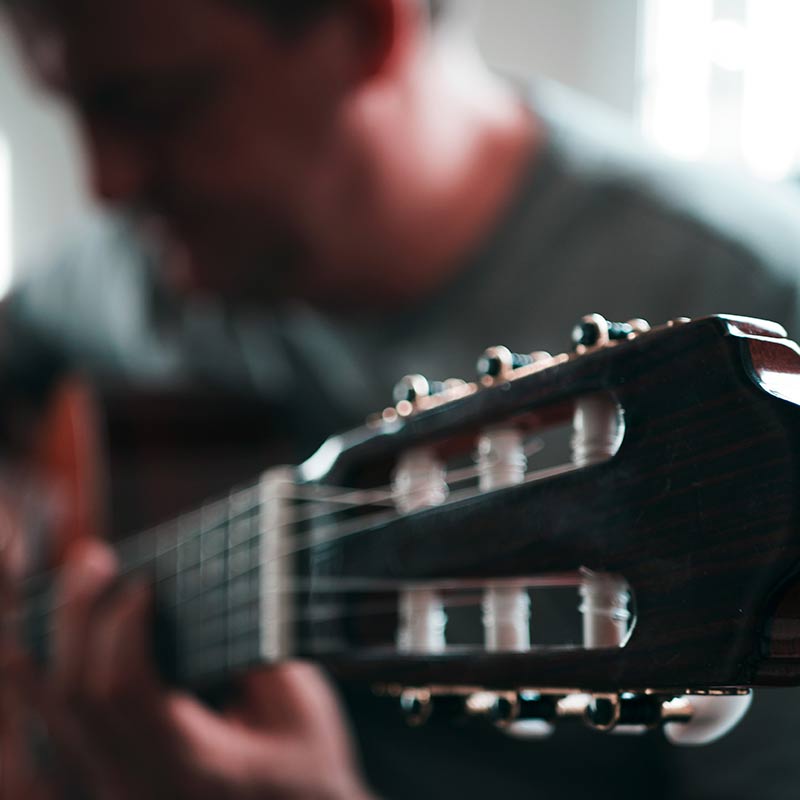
[300,316,800,694]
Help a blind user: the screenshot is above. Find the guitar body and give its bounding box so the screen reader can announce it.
[14,377,294,572]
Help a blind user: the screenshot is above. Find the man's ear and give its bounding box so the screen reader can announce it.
[345,0,421,83]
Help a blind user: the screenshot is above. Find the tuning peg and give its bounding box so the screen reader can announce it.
[393,374,448,405]
[399,689,433,727]
[465,691,520,726]
[477,346,533,379]
[571,314,651,351]
[477,347,552,380]
[503,692,558,740]
[663,693,753,746]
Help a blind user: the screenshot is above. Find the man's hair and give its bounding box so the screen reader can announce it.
[231,0,339,29]
[234,0,444,31]
[1,0,445,27]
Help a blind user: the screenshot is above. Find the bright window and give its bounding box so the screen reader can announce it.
[0,136,10,297]
[640,0,800,181]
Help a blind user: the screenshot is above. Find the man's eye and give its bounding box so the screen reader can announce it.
[83,74,222,134]
[89,96,195,132]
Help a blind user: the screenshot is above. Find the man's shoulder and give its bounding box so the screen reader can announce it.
[531,81,800,286]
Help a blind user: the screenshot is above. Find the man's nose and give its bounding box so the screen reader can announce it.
[84,126,152,207]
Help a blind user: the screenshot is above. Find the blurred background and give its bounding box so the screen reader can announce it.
[1,0,798,295]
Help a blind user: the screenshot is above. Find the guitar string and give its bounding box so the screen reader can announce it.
[25,482,578,668]
[20,476,434,593]
[111,434,546,573]
[140,462,575,593]
[20,459,578,626]
[26,567,583,631]
[111,461,484,571]
[20,442,566,666]
[24,553,582,680]
[31,583,578,668]
[27,589,544,685]
[33,588,497,639]
[25,434,546,586]
[117,454,512,563]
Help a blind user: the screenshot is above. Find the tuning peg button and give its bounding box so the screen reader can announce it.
[663,693,753,746]
[478,347,553,380]
[392,374,449,406]
[400,689,433,727]
[572,315,651,351]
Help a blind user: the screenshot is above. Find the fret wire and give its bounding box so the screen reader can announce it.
[160,591,495,682]
[126,589,497,681]
[19,471,385,682]
[143,496,404,590]
[32,580,494,624]
[22,473,479,600]
[121,477,415,566]
[119,466,495,581]
[223,489,235,672]
[260,464,580,568]
[29,575,465,622]
[28,465,555,678]
[26,580,501,683]
[25,493,411,616]
[34,576,556,656]
[28,446,555,601]
[116,484,402,580]
[147,499,401,595]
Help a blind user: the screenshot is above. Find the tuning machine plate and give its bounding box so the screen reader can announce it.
[378,684,751,745]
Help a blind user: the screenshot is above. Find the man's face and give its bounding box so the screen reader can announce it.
[13,0,358,301]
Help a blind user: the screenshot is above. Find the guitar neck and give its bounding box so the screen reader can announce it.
[25,467,300,690]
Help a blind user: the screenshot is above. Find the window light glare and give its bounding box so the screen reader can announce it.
[709,19,748,72]
[0,138,11,299]
[642,0,800,181]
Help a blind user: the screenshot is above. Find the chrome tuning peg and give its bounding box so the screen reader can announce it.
[393,374,446,406]
[477,347,551,381]
[571,314,651,352]
[399,688,433,727]
[464,691,520,726]
[477,346,533,379]
[663,692,753,746]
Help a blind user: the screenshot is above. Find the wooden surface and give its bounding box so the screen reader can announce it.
[307,317,800,691]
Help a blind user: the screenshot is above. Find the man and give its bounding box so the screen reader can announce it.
[2,0,800,798]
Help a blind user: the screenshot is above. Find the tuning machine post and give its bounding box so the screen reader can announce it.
[399,688,434,727]
[477,346,552,386]
[388,374,474,420]
[571,314,651,354]
[392,374,447,407]
[386,686,748,745]
[464,691,520,726]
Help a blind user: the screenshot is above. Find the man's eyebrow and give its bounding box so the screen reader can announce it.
[74,77,140,104]
[74,66,223,110]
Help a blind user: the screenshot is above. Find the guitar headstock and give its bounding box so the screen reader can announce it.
[281,314,800,741]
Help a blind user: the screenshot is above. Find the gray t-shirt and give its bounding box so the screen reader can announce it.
[7,83,800,798]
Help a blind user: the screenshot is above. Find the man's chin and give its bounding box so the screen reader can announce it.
[173,248,297,310]
[133,215,307,308]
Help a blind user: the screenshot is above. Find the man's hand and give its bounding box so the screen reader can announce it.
[1,540,374,800]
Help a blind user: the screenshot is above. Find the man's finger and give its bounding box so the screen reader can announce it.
[52,540,118,700]
[236,662,353,742]
[83,579,161,719]
[1,645,109,796]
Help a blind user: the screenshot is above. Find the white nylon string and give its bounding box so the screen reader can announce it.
[22,440,575,673]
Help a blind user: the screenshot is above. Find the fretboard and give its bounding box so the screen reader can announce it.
[23,467,299,690]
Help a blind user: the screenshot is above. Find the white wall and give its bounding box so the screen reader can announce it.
[477,0,641,116]
[0,0,643,275]
[0,27,92,270]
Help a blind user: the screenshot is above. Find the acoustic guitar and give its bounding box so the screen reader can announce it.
[11,314,800,746]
